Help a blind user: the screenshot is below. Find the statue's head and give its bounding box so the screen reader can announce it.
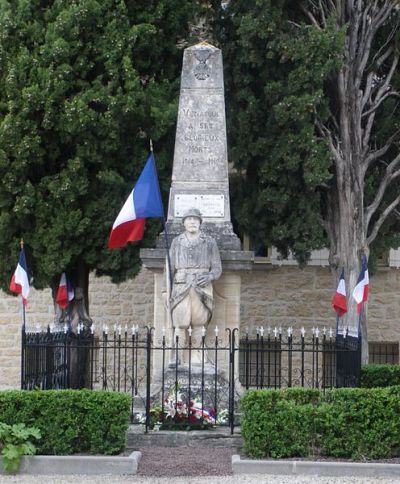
[182,208,202,234]
[182,207,202,224]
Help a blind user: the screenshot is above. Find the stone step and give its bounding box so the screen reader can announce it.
[126,425,243,452]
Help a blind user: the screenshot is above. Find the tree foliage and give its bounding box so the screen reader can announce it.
[0,0,202,297]
[216,0,345,263]
[217,0,400,355]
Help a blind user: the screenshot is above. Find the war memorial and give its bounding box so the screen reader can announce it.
[0,40,362,423]
[140,42,252,397]
[0,30,399,477]
[0,40,399,399]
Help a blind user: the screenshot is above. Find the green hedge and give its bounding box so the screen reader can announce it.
[360,364,400,388]
[241,387,400,459]
[0,390,131,455]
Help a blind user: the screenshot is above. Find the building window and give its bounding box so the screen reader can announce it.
[238,339,281,388]
[388,249,400,268]
[368,342,399,364]
[270,247,330,266]
[241,234,331,266]
[242,234,271,262]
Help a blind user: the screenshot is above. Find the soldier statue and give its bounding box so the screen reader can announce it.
[166,208,222,363]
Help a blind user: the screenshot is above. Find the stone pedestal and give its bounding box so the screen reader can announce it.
[153,365,232,415]
[141,249,253,380]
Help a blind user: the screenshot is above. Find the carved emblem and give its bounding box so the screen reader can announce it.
[193,49,213,80]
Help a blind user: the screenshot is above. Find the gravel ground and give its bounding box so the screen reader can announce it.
[137,446,233,477]
[0,447,400,483]
[0,475,399,483]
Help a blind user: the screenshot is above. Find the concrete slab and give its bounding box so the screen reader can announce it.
[0,451,141,475]
[127,426,243,452]
[232,455,400,478]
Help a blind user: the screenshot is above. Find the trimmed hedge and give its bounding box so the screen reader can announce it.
[361,364,400,388]
[241,386,400,459]
[0,390,131,455]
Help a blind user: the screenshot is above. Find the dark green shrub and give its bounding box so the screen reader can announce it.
[241,389,319,458]
[319,386,400,459]
[241,386,400,459]
[0,390,130,455]
[360,364,400,388]
[278,387,321,405]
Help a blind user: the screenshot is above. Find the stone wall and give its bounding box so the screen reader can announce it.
[0,268,155,390]
[241,265,400,342]
[0,285,54,390]
[1,264,399,389]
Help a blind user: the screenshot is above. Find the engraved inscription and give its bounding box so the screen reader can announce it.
[176,93,226,178]
[182,109,219,118]
[184,135,219,142]
[175,194,225,218]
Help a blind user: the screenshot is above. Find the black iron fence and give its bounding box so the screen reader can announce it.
[21,325,361,433]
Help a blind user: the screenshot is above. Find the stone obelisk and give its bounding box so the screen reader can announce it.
[163,42,239,250]
[141,42,253,379]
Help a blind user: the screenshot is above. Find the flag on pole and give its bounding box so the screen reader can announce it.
[56,273,74,309]
[108,152,164,249]
[67,277,74,303]
[9,248,30,305]
[332,268,347,316]
[352,255,369,314]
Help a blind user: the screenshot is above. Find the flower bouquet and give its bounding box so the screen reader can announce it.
[148,386,227,431]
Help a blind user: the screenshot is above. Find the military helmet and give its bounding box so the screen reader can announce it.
[182,207,203,224]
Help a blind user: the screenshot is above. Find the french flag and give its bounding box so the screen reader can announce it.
[352,255,369,314]
[56,273,74,309]
[108,152,164,249]
[332,268,347,317]
[9,248,30,305]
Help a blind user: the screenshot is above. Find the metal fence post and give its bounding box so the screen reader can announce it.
[20,324,26,389]
[145,327,153,434]
[229,328,238,435]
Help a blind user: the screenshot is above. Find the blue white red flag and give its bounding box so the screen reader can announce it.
[332,268,347,317]
[108,153,164,249]
[56,273,74,309]
[9,248,30,305]
[352,255,369,314]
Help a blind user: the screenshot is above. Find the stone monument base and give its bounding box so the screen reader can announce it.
[150,364,234,416]
[140,247,253,394]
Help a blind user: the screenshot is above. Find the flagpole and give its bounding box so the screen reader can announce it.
[149,140,176,344]
[20,238,26,389]
[20,239,26,331]
[357,305,363,338]
[149,139,174,289]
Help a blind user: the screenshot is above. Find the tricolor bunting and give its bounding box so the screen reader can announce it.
[9,248,30,305]
[332,268,347,317]
[56,273,74,309]
[352,255,369,314]
[108,152,164,249]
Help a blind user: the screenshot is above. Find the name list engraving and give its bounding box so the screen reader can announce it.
[174,194,225,218]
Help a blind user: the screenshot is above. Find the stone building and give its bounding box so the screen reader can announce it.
[1,246,399,390]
